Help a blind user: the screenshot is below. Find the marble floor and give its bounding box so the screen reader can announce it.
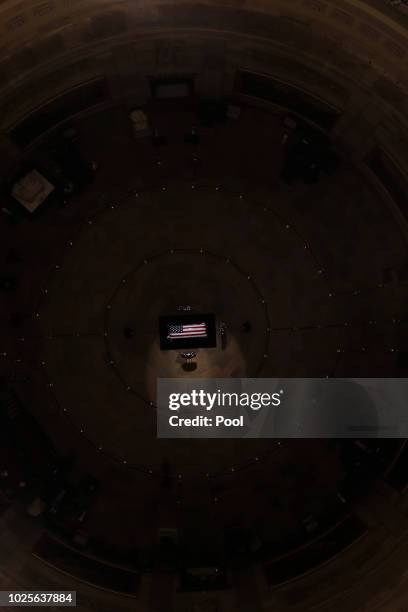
[1,101,407,553]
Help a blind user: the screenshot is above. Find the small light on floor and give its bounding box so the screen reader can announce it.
[337,492,346,503]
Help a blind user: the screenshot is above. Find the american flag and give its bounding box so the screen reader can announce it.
[167,322,207,339]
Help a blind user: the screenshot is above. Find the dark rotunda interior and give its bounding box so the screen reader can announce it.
[0,1,408,611]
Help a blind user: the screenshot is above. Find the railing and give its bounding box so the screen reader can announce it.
[33,532,141,595]
[263,514,367,586]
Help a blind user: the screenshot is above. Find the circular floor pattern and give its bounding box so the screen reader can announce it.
[35,183,335,476]
[104,248,270,403]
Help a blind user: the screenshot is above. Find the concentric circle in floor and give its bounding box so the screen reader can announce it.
[36,183,332,474]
